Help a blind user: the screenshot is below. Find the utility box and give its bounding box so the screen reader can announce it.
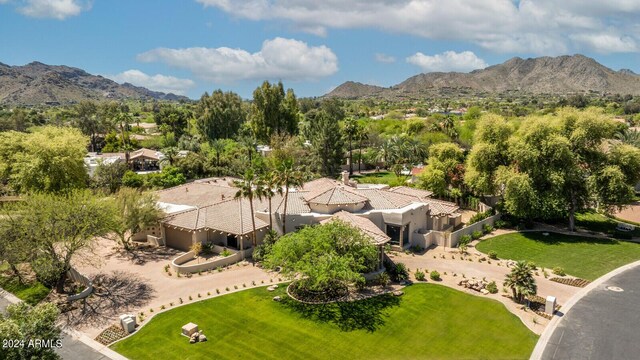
[545,296,556,315]
[122,317,136,333]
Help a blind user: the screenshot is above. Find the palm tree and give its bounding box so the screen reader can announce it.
[274,158,304,234]
[256,172,282,231]
[161,146,179,166]
[234,170,258,248]
[357,126,368,173]
[344,118,358,176]
[503,261,537,304]
[210,139,225,176]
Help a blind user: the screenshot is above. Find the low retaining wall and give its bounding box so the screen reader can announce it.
[448,213,501,247]
[170,247,253,274]
[67,267,93,302]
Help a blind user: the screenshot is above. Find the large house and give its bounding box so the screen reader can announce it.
[85,148,165,176]
[146,172,461,256]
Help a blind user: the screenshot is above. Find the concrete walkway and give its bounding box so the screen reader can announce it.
[531,260,640,360]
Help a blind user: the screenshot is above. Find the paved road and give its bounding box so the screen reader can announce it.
[540,265,640,360]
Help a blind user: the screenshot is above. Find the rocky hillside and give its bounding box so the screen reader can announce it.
[0,61,189,105]
[326,55,640,98]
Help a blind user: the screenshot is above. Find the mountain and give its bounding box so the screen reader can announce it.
[326,55,640,99]
[0,61,190,105]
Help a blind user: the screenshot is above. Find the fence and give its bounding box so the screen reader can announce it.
[67,267,93,302]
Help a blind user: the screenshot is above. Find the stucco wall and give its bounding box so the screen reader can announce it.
[448,213,501,247]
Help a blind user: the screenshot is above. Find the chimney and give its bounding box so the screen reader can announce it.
[342,170,349,186]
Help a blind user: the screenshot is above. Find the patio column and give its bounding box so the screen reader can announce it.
[399,226,404,248]
[239,235,244,259]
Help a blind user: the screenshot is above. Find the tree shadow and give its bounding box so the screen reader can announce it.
[282,293,401,333]
[108,245,181,266]
[60,270,155,329]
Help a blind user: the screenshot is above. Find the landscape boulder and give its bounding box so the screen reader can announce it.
[273,296,282,302]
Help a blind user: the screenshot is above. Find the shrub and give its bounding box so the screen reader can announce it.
[494,219,508,229]
[221,248,232,257]
[377,272,390,287]
[482,224,494,233]
[468,210,492,224]
[471,230,483,240]
[460,234,472,243]
[188,295,192,301]
[415,270,426,281]
[160,305,165,310]
[383,259,409,282]
[190,242,203,257]
[201,242,214,255]
[488,251,498,260]
[527,261,538,270]
[553,267,566,276]
[486,281,498,294]
[430,271,441,281]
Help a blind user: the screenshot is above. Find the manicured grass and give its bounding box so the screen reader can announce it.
[111,284,537,360]
[351,171,407,186]
[575,211,640,238]
[476,232,640,280]
[0,276,50,305]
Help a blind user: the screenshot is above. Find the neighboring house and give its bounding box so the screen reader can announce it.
[409,166,425,184]
[84,148,164,175]
[148,172,461,256]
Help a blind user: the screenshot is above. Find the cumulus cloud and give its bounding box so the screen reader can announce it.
[137,37,338,82]
[375,53,396,63]
[108,70,195,95]
[18,0,90,20]
[407,51,488,73]
[570,33,638,53]
[196,0,640,54]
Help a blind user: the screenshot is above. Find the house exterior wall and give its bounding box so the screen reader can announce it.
[448,213,501,247]
[164,227,193,251]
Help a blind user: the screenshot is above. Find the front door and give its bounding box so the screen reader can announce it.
[386,225,401,245]
[227,234,238,249]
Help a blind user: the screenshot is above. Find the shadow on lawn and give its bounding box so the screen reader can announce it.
[522,232,619,246]
[282,293,401,333]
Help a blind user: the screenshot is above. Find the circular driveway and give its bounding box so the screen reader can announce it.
[534,262,640,360]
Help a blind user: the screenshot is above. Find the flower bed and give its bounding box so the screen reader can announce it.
[550,277,590,288]
[526,295,561,320]
[95,325,128,345]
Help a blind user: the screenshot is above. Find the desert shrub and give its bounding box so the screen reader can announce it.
[415,270,426,281]
[471,230,483,240]
[384,259,409,282]
[377,272,390,287]
[430,270,441,281]
[482,224,494,233]
[553,267,566,276]
[468,210,492,224]
[486,281,498,294]
[460,234,472,244]
[488,250,498,260]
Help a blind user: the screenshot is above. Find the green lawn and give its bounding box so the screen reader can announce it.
[0,276,50,305]
[476,232,640,280]
[575,211,640,238]
[112,284,537,360]
[351,171,407,186]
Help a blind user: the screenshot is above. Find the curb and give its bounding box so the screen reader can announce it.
[529,259,640,360]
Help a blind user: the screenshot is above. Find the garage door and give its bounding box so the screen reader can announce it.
[165,227,193,251]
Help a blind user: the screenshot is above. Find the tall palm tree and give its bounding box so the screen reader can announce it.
[357,126,368,173]
[503,261,537,304]
[344,118,358,176]
[256,172,282,231]
[274,158,304,234]
[234,169,258,248]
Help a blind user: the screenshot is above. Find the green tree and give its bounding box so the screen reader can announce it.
[308,110,345,176]
[0,126,89,194]
[256,172,282,231]
[250,81,299,143]
[110,188,164,251]
[264,220,378,293]
[154,105,191,138]
[418,168,447,197]
[196,90,246,141]
[234,170,259,247]
[503,261,537,304]
[343,118,358,175]
[72,100,101,152]
[93,161,129,194]
[0,302,61,360]
[18,191,113,293]
[273,158,305,234]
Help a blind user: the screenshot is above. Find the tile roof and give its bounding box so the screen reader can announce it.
[389,186,458,215]
[302,178,340,201]
[156,182,238,208]
[274,193,311,214]
[389,186,434,200]
[353,188,415,210]
[130,148,163,161]
[307,187,369,205]
[162,198,269,235]
[321,211,390,245]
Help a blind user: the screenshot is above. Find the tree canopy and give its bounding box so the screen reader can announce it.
[250,81,299,143]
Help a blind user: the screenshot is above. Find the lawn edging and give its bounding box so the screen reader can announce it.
[529,259,640,360]
[108,280,288,349]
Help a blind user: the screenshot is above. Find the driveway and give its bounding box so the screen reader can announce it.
[615,201,640,224]
[536,262,640,360]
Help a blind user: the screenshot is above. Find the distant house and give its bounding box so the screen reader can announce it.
[84,147,164,175]
[409,166,425,184]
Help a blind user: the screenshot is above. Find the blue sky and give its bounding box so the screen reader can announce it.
[2,0,640,99]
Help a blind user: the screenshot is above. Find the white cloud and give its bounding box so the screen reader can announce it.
[407,51,488,73]
[375,53,396,63]
[108,70,195,95]
[570,33,638,53]
[18,0,89,20]
[137,37,338,82]
[196,0,640,54]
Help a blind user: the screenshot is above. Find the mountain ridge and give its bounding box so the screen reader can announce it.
[0,61,190,105]
[326,54,640,99]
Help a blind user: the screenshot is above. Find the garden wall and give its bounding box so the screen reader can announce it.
[448,213,501,248]
[170,246,254,274]
[67,267,93,302]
